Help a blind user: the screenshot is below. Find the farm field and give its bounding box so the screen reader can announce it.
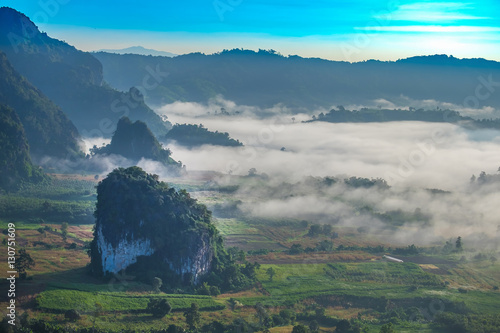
[1,175,500,333]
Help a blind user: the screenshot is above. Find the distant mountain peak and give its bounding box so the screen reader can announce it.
[96,46,177,57]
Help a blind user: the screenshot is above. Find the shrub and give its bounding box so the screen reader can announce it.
[64,309,81,321]
[147,298,172,317]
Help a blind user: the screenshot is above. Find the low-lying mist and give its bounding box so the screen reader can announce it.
[61,98,500,249]
[156,99,500,249]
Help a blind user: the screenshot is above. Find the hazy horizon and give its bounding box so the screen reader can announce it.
[2,0,499,62]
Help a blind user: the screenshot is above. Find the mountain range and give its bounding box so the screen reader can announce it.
[96,46,177,57]
[94,49,500,111]
[0,7,171,138]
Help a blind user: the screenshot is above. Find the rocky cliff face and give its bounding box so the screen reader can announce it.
[96,225,154,274]
[96,224,213,283]
[90,166,218,284]
[164,233,214,283]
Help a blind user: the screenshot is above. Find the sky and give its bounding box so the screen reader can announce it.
[2,0,499,61]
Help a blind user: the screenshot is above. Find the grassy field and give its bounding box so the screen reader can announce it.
[36,289,224,313]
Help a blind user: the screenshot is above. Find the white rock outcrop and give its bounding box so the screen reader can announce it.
[97,226,154,274]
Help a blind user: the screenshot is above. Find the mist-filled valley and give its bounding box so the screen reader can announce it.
[1,3,500,333]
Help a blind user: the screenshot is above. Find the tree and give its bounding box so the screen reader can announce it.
[209,285,221,296]
[308,224,322,237]
[289,243,304,255]
[292,324,310,333]
[336,319,352,333]
[316,240,334,252]
[65,309,81,321]
[15,248,35,279]
[308,320,319,332]
[266,267,276,282]
[314,307,325,318]
[380,322,396,333]
[280,309,296,325]
[152,277,163,293]
[456,236,463,251]
[61,222,68,241]
[248,168,257,176]
[147,298,172,317]
[255,303,269,327]
[167,324,185,333]
[184,303,201,331]
[322,224,332,235]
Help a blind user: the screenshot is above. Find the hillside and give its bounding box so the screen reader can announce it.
[90,167,257,290]
[0,7,171,138]
[306,107,500,130]
[0,51,81,158]
[92,117,181,170]
[162,123,243,148]
[93,49,500,110]
[0,105,45,190]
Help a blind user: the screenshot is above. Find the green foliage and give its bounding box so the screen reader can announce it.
[60,222,68,241]
[91,166,256,292]
[0,51,81,159]
[91,166,213,273]
[36,289,223,313]
[0,195,95,224]
[184,302,201,331]
[292,324,310,333]
[163,123,243,147]
[15,248,35,279]
[433,312,500,333]
[92,117,181,170]
[307,224,322,237]
[379,322,395,333]
[64,309,81,321]
[0,105,46,190]
[344,176,389,189]
[266,267,276,281]
[147,298,172,317]
[310,107,500,132]
[152,277,163,293]
[324,262,442,286]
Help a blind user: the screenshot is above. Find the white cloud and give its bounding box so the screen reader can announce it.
[384,2,489,23]
[357,26,500,33]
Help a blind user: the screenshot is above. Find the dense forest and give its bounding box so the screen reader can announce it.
[0,105,45,191]
[91,117,181,170]
[162,124,243,147]
[306,106,500,130]
[0,51,81,158]
[90,167,258,291]
[94,49,500,110]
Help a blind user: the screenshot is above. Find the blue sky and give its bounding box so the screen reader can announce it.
[2,0,499,61]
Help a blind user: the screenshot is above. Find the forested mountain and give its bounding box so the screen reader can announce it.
[90,166,258,290]
[306,107,500,130]
[162,124,243,148]
[92,117,181,170]
[0,7,171,138]
[0,51,81,158]
[94,49,500,110]
[0,105,45,190]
